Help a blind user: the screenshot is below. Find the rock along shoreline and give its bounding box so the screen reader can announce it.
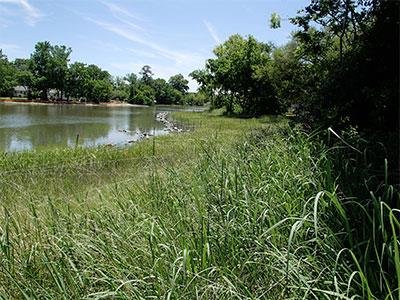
[114,112,189,147]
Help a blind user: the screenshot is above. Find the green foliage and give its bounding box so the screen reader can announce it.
[168,73,189,95]
[65,62,88,100]
[122,67,192,105]
[289,0,399,133]
[1,46,196,105]
[182,91,207,106]
[152,78,176,104]
[131,83,155,105]
[192,35,283,116]
[139,65,154,84]
[125,73,138,102]
[269,41,306,109]
[65,62,112,102]
[87,79,112,103]
[50,45,72,98]
[0,50,16,97]
[111,76,129,101]
[269,12,281,29]
[12,58,34,98]
[30,41,72,99]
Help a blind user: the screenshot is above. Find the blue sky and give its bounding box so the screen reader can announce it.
[0,0,309,89]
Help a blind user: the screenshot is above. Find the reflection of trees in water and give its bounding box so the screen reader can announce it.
[0,122,111,151]
[0,104,169,151]
[0,131,31,152]
[127,107,164,131]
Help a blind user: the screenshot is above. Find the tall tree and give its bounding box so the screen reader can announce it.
[13,58,34,99]
[125,73,138,102]
[168,74,189,95]
[132,83,155,105]
[111,76,129,101]
[153,78,183,104]
[195,34,280,115]
[30,41,71,100]
[65,62,88,100]
[50,45,72,99]
[30,41,53,100]
[139,65,153,84]
[84,64,112,103]
[289,0,399,132]
[0,50,16,97]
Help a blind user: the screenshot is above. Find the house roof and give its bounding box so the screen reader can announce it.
[14,86,28,92]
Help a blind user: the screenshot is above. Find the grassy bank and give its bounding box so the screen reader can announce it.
[0,112,398,299]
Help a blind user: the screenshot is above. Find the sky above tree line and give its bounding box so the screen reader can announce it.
[0,0,309,89]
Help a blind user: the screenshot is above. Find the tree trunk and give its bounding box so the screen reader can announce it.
[41,89,48,100]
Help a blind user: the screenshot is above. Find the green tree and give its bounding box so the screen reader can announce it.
[195,34,280,116]
[132,83,155,105]
[13,58,34,99]
[65,62,88,100]
[269,40,310,111]
[139,65,153,84]
[66,63,112,103]
[0,50,16,97]
[30,41,71,100]
[269,12,281,29]
[289,0,399,132]
[50,45,72,99]
[183,92,207,106]
[84,65,112,103]
[125,73,138,102]
[111,76,129,101]
[168,74,189,95]
[89,80,112,103]
[189,69,214,98]
[152,78,176,104]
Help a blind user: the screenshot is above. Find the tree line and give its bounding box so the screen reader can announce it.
[190,0,398,134]
[0,0,397,133]
[0,42,205,105]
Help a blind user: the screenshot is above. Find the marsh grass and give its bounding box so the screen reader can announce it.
[0,112,398,299]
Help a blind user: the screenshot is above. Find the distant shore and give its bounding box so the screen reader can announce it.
[0,98,148,107]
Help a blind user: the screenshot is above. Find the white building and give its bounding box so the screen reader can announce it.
[13,86,28,98]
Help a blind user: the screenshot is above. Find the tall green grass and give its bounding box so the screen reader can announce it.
[0,112,398,299]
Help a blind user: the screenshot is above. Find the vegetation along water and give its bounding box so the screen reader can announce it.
[0,0,398,299]
[0,103,202,152]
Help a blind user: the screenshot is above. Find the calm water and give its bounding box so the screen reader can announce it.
[0,103,201,152]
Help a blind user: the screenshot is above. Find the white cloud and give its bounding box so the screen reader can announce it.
[100,1,143,22]
[0,43,26,59]
[203,20,221,44]
[87,17,204,67]
[86,1,207,91]
[92,40,125,53]
[0,43,20,51]
[0,0,42,26]
[99,1,145,32]
[127,48,158,59]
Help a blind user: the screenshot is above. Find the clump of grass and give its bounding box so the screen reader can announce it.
[0,111,398,299]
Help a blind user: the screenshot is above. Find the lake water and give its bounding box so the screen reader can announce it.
[0,103,201,152]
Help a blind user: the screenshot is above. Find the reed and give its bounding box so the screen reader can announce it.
[0,112,397,299]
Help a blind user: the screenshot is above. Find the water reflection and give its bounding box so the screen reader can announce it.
[0,103,199,152]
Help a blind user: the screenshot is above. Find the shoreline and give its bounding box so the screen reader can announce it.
[0,98,149,108]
